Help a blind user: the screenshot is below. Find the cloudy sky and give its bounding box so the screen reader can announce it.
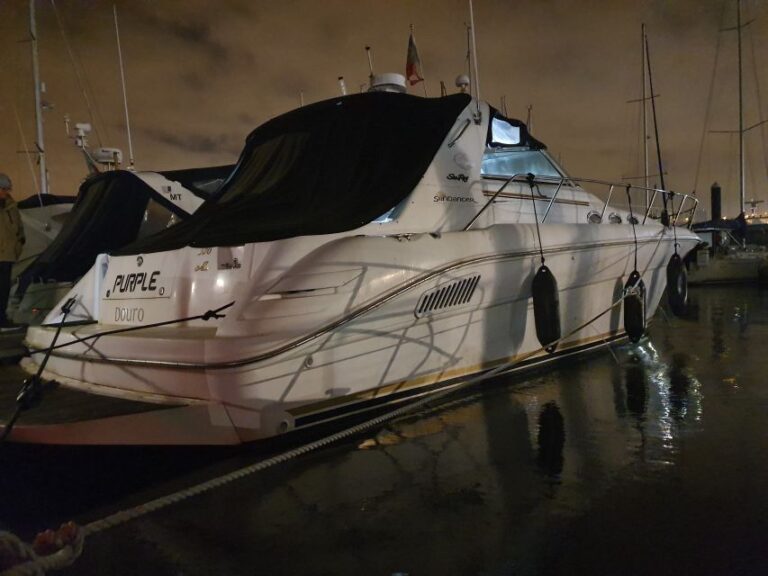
[1,0,767,217]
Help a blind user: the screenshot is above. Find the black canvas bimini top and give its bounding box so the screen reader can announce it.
[18,165,232,288]
[116,92,471,254]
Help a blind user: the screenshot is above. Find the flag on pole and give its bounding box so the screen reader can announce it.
[406,30,424,86]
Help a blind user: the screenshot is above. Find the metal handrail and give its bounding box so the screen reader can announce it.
[541,179,565,222]
[476,173,699,229]
[463,173,518,231]
[600,185,615,222]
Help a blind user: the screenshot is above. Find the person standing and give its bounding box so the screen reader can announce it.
[0,173,25,328]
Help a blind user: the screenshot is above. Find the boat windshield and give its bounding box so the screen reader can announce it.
[481,108,555,179]
[116,92,470,254]
[481,148,562,179]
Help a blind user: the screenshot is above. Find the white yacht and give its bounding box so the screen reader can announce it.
[11,90,699,445]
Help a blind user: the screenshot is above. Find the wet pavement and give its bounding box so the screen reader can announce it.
[1,285,767,575]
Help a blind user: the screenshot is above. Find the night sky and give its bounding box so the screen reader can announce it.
[2,0,767,218]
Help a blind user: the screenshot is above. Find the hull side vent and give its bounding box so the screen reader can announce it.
[415,274,481,318]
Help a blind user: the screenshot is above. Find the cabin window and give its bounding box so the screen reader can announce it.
[373,207,396,224]
[481,149,562,179]
[372,198,406,224]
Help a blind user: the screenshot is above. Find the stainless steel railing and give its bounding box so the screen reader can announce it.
[469,173,698,230]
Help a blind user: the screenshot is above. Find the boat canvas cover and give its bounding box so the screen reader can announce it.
[17,165,231,286]
[116,92,472,254]
[486,107,546,150]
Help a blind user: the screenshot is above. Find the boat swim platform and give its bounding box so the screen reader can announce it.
[0,371,241,446]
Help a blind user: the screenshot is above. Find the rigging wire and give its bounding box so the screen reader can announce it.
[727,132,737,197]
[693,0,728,196]
[12,103,40,202]
[50,0,109,147]
[747,14,768,192]
[621,87,642,182]
[12,40,41,199]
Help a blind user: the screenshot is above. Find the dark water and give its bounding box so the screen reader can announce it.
[1,286,767,575]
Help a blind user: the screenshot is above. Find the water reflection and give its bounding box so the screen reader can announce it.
[668,353,695,422]
[613,340,704,463]
[624,362,648,423]
[536,402,564,479]
[1,288,765,576]
[710,302,728,358]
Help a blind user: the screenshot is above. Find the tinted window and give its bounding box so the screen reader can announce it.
[481,149,561,178]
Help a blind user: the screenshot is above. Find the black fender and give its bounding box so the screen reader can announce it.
[532,265,561,353]
[623,270,646,343]
[666,253,688,317]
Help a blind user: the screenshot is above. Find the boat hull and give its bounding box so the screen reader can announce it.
[12,224,698,445]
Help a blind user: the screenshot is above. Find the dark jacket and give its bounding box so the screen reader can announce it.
[0,197,25,262]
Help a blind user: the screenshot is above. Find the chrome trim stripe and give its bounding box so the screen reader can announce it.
[292,330,626,428]
[483,190,590,207]
[42,234,683,370]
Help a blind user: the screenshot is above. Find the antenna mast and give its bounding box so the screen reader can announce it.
[468,0,481,121]
[365,46,374,84]
[114,4,135,169]
[30,0,48,195]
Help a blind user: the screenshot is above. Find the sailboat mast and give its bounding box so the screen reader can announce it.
[29,0,48,195]
[645,31,665,192]
[642,23,649,193]
[641,22,650,216]
[737,0,745,214]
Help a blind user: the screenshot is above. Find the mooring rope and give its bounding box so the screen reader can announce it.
[0,283,648,576]
[1,228,674,575]
[626,185,640,272]
[0,302,235,445]
[526,173,546,265]
[25,301,235,356]
[0,299,76,443]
